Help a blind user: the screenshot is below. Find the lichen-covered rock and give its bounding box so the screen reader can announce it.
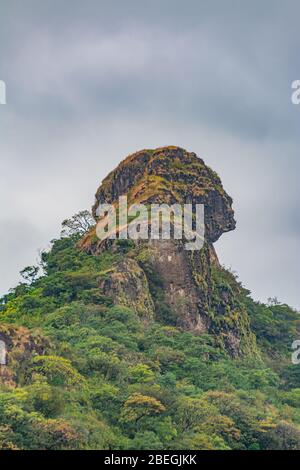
[99,258,155,320]
[135,240,209,333]
[79,146,257,356]
[0,325,49,386]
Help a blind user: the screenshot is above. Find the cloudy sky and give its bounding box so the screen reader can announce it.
[0,0,299,309]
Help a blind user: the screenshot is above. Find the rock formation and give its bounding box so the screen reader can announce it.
[0,325,48,386]
[79,146,257,356]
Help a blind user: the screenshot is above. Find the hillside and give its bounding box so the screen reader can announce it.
[0,147,299,450]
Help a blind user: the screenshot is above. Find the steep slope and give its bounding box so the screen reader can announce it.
[0,147,299,450]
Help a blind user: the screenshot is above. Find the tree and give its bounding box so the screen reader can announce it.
[128,364,156,384]
[267,297,280,306]
[265,421,300,450]
[61,210,94,237]
[20,266,39,284]
[30,356,85,387]
[121,393,165,424]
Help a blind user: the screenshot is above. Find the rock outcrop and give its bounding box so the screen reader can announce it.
[79,146,256,356]
[99,258,155,320]
[0,325,48,386]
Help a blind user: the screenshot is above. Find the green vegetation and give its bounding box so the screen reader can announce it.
[0,232,299,450]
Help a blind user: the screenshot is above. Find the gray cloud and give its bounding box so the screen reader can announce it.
[0,0,299,308]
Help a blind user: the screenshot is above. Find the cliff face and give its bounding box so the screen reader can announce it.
[79,146,256,356]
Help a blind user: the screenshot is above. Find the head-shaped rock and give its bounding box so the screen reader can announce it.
[92,146,236,245]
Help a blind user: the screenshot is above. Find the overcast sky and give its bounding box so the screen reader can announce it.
[0,0,299,309]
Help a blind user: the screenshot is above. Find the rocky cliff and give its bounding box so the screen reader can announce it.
[79,146,257,356]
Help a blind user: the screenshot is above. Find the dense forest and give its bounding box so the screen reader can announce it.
[0,227,299,450]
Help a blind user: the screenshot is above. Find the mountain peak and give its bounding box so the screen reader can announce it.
[78,147,254,356]
[91,146,236,243]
